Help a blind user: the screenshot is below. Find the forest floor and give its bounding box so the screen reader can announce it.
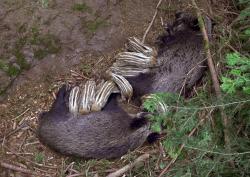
[0,0,245,176]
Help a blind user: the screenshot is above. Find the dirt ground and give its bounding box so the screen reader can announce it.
[0,0,214,176]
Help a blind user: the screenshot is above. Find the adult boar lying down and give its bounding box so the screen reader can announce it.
[37,12,211,159]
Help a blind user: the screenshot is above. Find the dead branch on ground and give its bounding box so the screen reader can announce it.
[0,161,39,176]
[142,0,163,43]
[106,154,150,177]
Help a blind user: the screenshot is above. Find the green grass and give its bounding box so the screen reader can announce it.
[0,59,20,77]
[34,152,45,164]
[6,64,21,77]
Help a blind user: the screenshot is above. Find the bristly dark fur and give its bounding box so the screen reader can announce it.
[127,12,210,102]
[38,87,151,159]
[147,132,160,144]
[51,85,67,110]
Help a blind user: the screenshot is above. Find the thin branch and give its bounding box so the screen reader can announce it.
[158,118,205,177]
[184,146,250,156]
[142,0,163,43]
[106,154,150,177]
[178,58,207,98]
[192,2,221,96]
[190,0,231,150]
[166,99,250,110]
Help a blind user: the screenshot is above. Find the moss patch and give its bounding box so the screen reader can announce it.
[34,49,48,60]
[83,18,108,34]
[14,50,31,70]
[30,27,40,45]
[29,27,61,60]
[6,64,21,77]
[0,60,8,71]
[72,3,92,13]
[0,25,62,78]
[0,59,21,77]
[33,34,61,60]
[0,60,18,77]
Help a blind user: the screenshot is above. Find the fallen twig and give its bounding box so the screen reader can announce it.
[64,161,75,175]
[191,1,221,96]
[11,108,30,120]
[6,152,33,156]
[0,161,39,176]
[142,0,163,43]
[0,124,28,143]
[106,153,150,177]
[70,70,90,80]
[3,145,57,169]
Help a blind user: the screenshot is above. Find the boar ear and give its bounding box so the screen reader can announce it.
[130,117,148,129]
[57,85,67,98]
[51,85,67,111]
[147,132,160,144]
